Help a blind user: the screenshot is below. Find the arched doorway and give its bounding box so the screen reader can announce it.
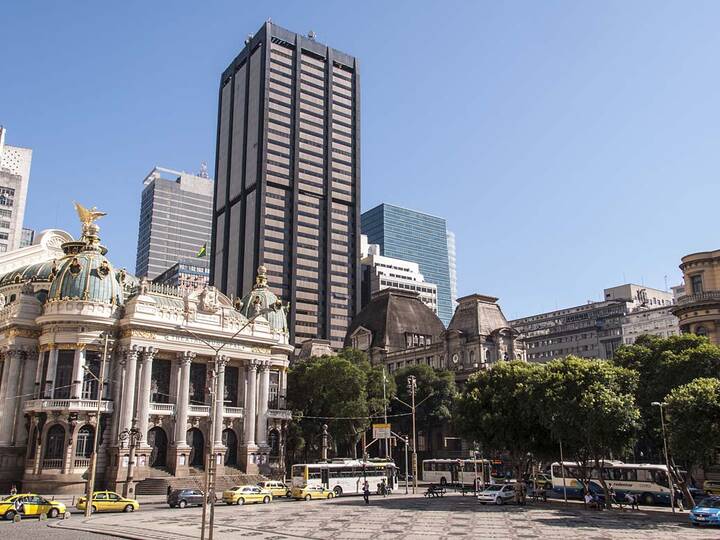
[44,424,65,468]
[186,428,204,468]
[222,429,237,466]
[147,427,168,468]
[268,429,280,458]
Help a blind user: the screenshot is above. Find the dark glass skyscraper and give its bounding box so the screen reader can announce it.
[211,22,361,349]
[362,204,453,325]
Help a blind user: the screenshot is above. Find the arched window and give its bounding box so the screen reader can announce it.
[269,429,280,457]
[696,326,708,337]
[76,425,95,458]
[45,425,65,460]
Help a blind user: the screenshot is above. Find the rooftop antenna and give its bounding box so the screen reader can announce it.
[664,275,668,292]
[198,161,209,179]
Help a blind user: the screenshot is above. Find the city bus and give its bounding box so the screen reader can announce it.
[291,459,397,497]
[421,459,506,486]
[550,461,673,505]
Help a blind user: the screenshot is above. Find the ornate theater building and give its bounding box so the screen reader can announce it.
[0,205,293,493]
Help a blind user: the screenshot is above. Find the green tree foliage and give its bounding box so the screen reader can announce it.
[613,334,720,457]
[286,348,396,460]
[540,356,640,500]
[665,377,720,473]
[455,361,554,479]
[390,364,456,445]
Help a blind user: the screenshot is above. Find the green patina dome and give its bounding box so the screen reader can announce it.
[46,233,124,305]
[238,266,289,333]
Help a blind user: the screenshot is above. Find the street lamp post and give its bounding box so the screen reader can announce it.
[175,300,284,540]
[407,375,417,494]
[118,419,142,498]
[83,333,110,517]
[652,401,675,513]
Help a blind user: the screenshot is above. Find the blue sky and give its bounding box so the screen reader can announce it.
[2,1,719,319]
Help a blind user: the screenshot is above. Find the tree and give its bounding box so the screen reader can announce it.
[540,356,640,503]
[286,348,396,461]
[390,364,456,454]
[455,361,554,481]
[613,334,720,460]
[665,377,720,478]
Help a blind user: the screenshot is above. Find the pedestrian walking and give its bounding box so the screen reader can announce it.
[166,485,172,499]
[9,484,17,496]
[675,488,684,512]
[380,478,388,498]
[608,487,617,509]
[625,492,638,511]
[363,481,370,505]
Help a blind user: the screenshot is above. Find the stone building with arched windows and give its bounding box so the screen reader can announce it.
[0,207,293,493]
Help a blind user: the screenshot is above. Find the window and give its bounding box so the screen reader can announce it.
[696,326,708,337]
[76,425,95,458]
[691,274,703,295]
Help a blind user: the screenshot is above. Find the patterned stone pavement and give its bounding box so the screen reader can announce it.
[47,493,718,540]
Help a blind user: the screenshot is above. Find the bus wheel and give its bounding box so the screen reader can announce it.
[440,477,447,486]
[642,493,654,506]
[333,486,343,497]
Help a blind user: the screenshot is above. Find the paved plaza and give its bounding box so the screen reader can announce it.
[0,492,701,539]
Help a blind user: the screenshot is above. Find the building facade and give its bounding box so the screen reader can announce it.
[0,127,32,252]
[621,305,679,345]
[361,204,453,325]
[360,235,438,314]
[447,230,457,308]
[211,22,361,351]
[512,284,675,362]
[672,249,720,344]
[20,228,34,248]
[346,289,524,385]
[0,207,293,494]
[153,257,210,292]
[135,167,213,279]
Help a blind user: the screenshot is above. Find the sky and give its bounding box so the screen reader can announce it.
[3,1,720,319]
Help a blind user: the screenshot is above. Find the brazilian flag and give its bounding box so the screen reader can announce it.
[197,243,207,258]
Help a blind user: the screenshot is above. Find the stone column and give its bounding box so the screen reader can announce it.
[243,362,258,446]
[256,363,270,446]
[0,348,23,445]
[45,348,58,398]
[109,353,124,444]
[15,349,37,445]
[213,356,228,447]
[33,350,45,399]
[71,348,86,399]
[174,352,194,448]
[118,347,139,436]
[135,347,156,447]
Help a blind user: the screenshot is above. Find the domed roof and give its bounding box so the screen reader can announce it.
[237,266,288,333]
[46,203,123,305]
[0,259,57,286]
[344,288,446,351]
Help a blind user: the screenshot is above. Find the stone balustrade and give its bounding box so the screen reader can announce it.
[23,398,114,413]
[149,402,175,415]
[676,290,720,306]
[267,409,292,420]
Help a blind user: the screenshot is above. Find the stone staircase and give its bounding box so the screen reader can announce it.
[136,471,268,496]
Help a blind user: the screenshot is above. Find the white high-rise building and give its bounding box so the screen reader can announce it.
[0,127,32,252]
[360,235,439,314]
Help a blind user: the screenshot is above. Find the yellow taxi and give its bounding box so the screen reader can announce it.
[704,480,720,495]
[0,494,67,520]
[76,491,140,513]
[291,485,335,501]
[257,480,291,498]
[222,485,272,505]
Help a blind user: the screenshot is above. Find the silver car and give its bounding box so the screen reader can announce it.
[477,484,516,505]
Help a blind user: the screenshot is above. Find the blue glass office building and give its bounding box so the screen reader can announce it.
[362,204,453,325]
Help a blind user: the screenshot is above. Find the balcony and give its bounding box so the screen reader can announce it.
[188,404,211,416]
[267,409,292,420]
[675,291,720,307]
[149,402,175,415]
[224,406,244,418]
[24,399,114,414]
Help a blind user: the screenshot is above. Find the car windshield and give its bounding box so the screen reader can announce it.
[697,498,720,509]
[229,486,241,491]
[483,485,503,492]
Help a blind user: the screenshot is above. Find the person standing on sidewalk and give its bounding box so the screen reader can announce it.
[363,481,370,505]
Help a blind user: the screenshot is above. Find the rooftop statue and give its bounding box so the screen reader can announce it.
[73,201,106,243]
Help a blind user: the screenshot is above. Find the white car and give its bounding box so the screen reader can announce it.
[477,484,516,505]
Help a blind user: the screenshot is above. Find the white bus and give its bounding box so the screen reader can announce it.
[550,461,673,505]
[421,459,506,486]
[291,459,397,497]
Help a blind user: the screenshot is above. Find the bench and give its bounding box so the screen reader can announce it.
[424,486,446,498]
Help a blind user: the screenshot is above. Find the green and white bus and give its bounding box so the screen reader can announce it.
[291,459,397,497]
